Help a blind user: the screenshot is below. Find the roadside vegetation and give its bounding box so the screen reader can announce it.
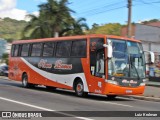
[0,0,159,41]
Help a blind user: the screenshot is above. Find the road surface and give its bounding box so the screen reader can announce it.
[0,78,159,120]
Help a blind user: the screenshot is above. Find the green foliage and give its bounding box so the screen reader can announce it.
[87,23,122,36]
[0,17,27,42]
[22,0,88,39]
[142,19,160,24]
[1,53,9,65]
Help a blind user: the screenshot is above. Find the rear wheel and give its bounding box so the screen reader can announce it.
[107,95,117,100]
[22,74,33,88]
[75,80,88,97]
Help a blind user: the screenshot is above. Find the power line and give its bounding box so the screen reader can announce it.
[78,0,125,14]
[70,0,160,21]
[76,0,126,17]
[86,5,126,16]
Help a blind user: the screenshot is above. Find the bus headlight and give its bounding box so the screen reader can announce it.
[105,80,118,85]
[140,82,145,86]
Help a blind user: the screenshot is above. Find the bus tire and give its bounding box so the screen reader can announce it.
[75,80,88,97]
[107,95,117,100]
[22,74,32,88]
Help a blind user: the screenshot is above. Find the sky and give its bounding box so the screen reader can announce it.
[0,0,160,27]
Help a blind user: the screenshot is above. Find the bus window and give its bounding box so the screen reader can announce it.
[11,45,15,57]
[13,45,20,57]
[71,40,86,57]
[31,43,42,57]
[21,44,30,57]
[56,41,71,57]
[43,42,55,57]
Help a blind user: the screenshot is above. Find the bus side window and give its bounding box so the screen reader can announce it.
[13,45,20,57]
[21,44,30,57]
[56,41,71,57]
[71,40,86,57]
[11,45,15,57]
[43,42,55,57]
[31,43,42,57]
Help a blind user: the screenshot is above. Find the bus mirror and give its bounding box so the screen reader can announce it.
[103,44,113,58]
[144,51,155,64]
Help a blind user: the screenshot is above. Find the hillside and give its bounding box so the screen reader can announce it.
[0,17,27,42]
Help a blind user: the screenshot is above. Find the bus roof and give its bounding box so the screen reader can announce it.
[12,34,141,44]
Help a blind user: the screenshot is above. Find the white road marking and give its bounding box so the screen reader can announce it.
[0,96,94,120]
[102,101,133,107]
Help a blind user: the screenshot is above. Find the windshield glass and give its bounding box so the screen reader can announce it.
[108,39,145,78]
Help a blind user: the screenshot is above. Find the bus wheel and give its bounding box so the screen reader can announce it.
[75,81,88,97]
[46,86,56,91]
[107,95,117,100]
[22,74,31,88]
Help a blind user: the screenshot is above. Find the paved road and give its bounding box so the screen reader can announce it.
[0,78,160,120]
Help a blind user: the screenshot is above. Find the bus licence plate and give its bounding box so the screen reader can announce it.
[126,90,132,93]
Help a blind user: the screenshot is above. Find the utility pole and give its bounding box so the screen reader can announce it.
[127,0,132,38]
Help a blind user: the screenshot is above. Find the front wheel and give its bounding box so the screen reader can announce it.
[75,81,88,97]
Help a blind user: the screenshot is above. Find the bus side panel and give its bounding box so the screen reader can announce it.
[16,57,89,90]
[9,57,23,81]
[81,58,107,94]
[9,57,72,89]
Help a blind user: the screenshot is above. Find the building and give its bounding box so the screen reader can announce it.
[135,23,160,81]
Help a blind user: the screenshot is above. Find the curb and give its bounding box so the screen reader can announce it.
[146,84,160,87]
[123,95,160,102]
[0,76,8,80]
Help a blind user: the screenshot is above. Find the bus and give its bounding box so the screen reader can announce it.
[9,34,154,99]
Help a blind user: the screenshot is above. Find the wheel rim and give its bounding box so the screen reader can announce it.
[76,83,83,94]
[23,76,27,87]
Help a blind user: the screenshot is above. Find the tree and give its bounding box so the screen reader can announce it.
[1,53,9,65]
[142,19,160,24]
[22,0,88,39]
[87,23,122,36]
[22,14,51,39]
[39,0,75,37]
[60,18,89,36]
[87,23,99,34]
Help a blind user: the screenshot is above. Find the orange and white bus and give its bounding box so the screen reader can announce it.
[9,34,154,99]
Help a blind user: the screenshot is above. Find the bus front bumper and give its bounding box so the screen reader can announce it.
[103,83,145,95]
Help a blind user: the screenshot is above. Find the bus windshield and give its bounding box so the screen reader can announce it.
[108,39,145,79]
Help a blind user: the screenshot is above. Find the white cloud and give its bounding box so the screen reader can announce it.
[32,11,39,17]
[25,11,40,21]
[0,0,38,21]
[0,0,16,11]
